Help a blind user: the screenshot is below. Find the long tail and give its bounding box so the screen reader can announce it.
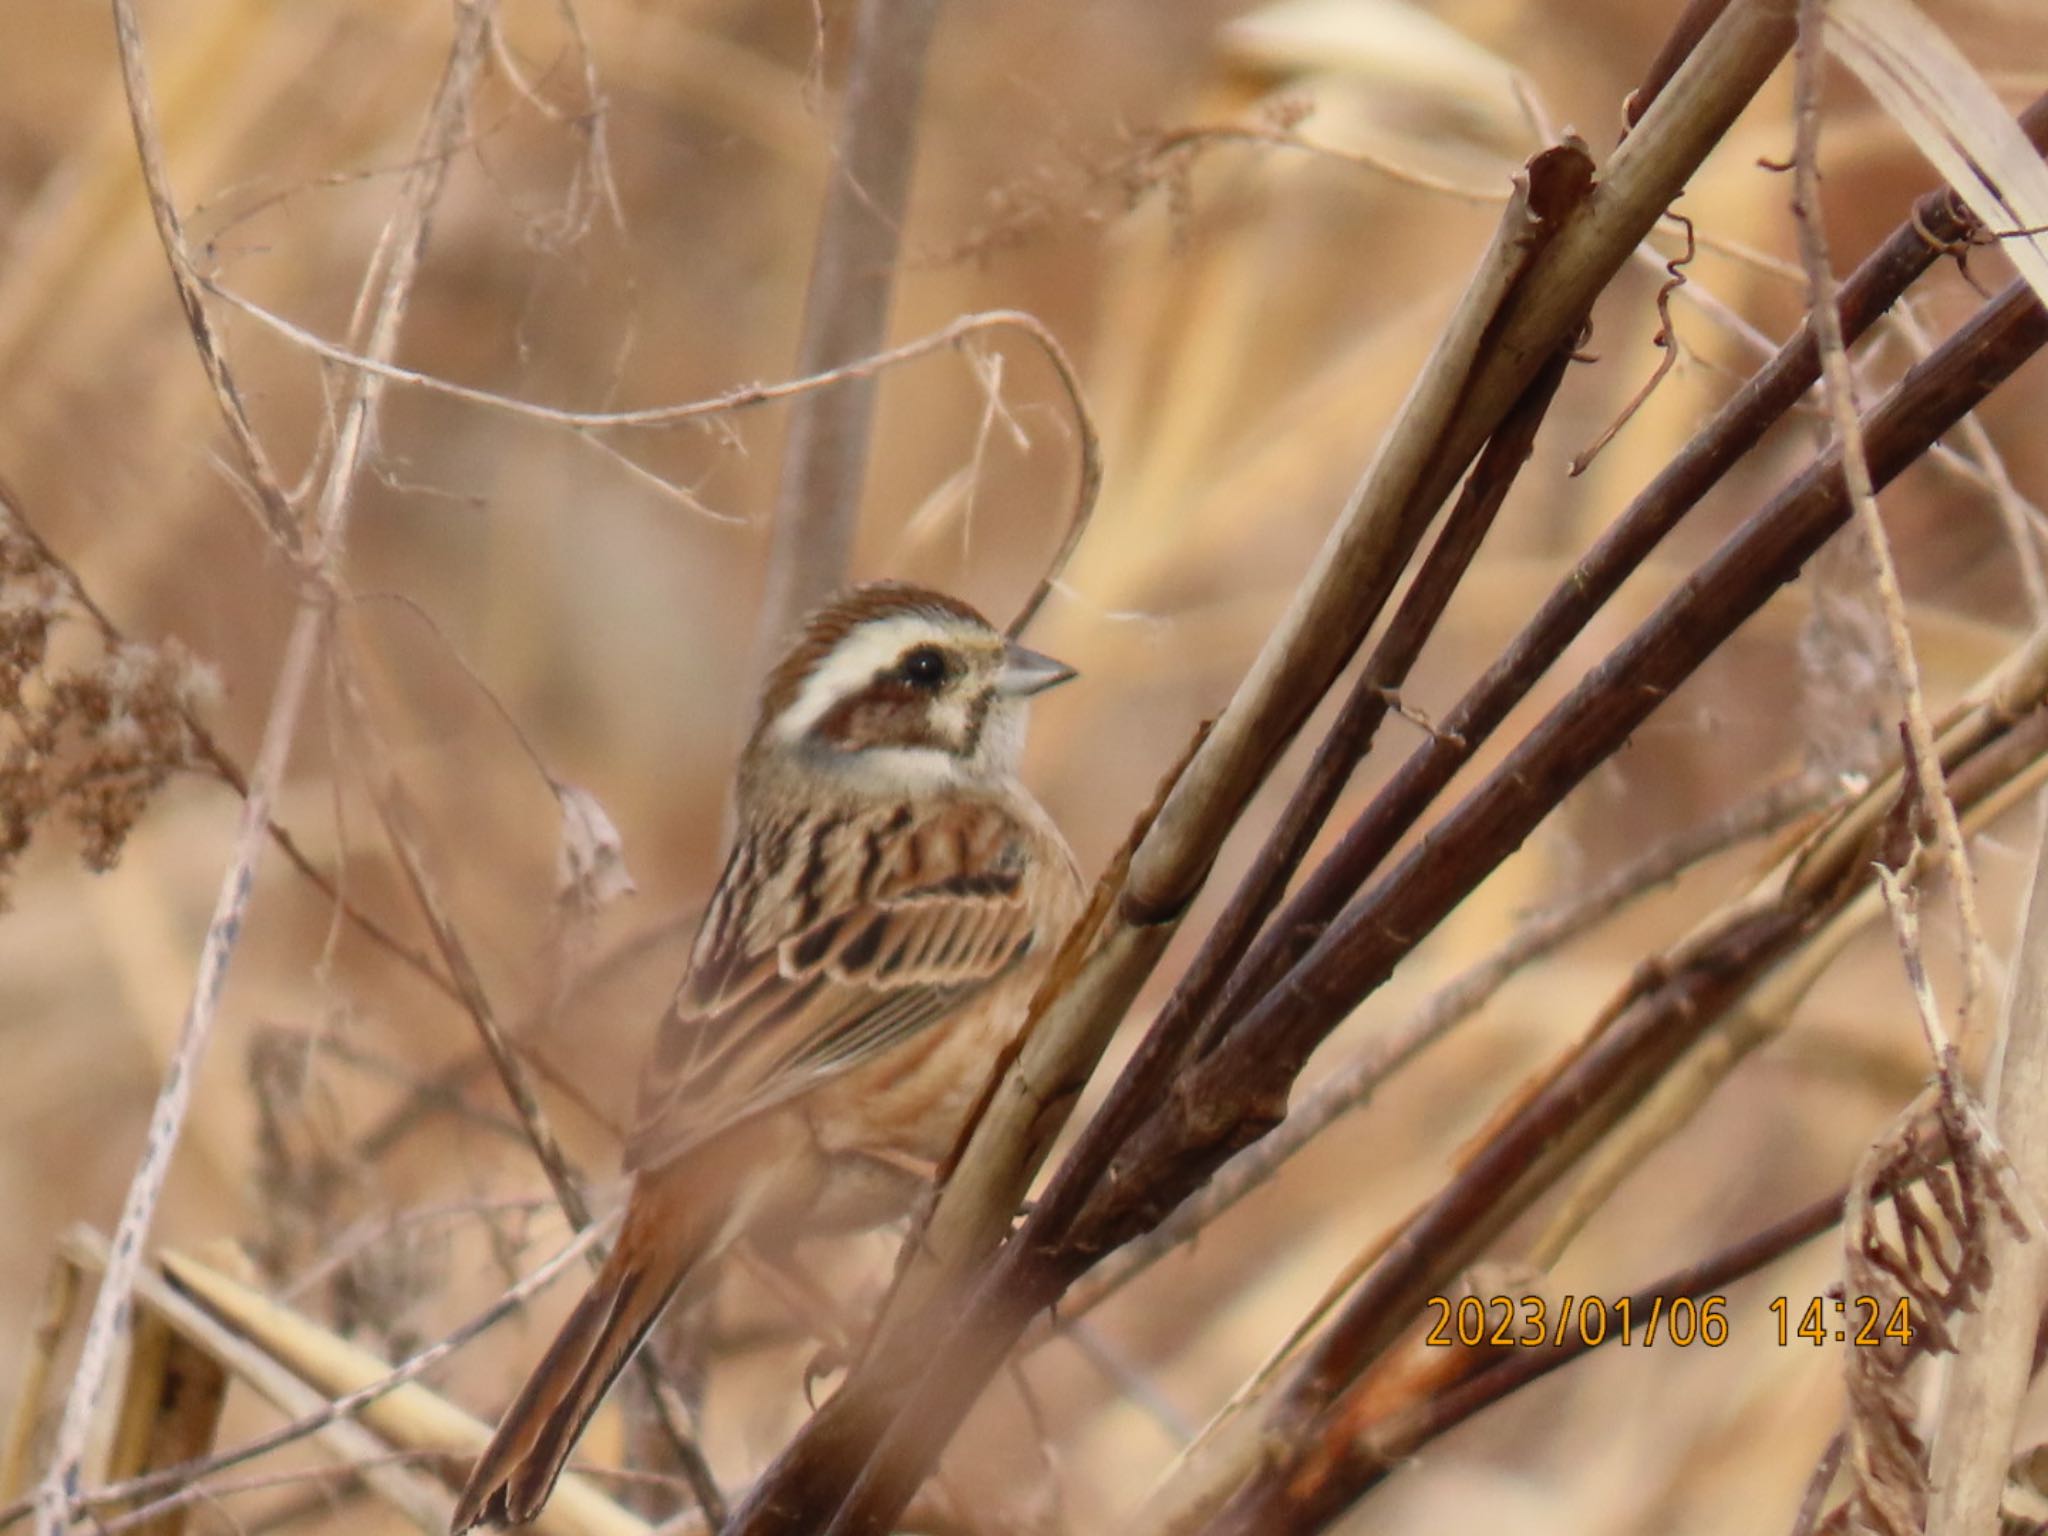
[452,1179,720,1531]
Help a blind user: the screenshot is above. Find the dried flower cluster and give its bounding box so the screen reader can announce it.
[1825,1083,2025,1536]
[0,509,218,904]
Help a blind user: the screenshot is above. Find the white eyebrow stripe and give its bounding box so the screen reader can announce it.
[770,614,958,741]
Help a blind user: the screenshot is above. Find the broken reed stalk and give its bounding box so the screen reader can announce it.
[753,0,941,661]
[34,8,491,1534]
[0,1259,80,1506]
[102,1303,228,1536]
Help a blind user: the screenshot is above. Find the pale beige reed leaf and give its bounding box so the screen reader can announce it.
[1826,0,2048,310]
[1221,0,1525,139]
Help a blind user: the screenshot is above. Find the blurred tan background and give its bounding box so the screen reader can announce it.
[6,1,2048,1532]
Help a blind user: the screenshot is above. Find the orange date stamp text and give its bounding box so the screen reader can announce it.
[1419,1294,1916,1349]
[1422,1294,1728,1348]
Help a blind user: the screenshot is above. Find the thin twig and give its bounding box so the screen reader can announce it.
[91,1452,447,1536]
[102,0,296,551]
[1791,0,1992,1056]
[351,907,694,1164]
[332,646,597,1232]
[1789,1434,1848,1536]
[1131,124,1510,207]
[1568,209,1696,476]
[203,286,1101,633]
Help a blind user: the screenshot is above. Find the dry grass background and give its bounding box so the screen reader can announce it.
[5,1,2048,1532]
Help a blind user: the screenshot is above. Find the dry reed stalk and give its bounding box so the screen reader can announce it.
[43,1228,481,1536]
[101,1304,227,1536]
[33,6,490,1533]
[754,0,941,661]
[0,1259,82,1506]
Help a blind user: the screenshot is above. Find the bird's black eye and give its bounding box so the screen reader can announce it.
[899,645,949,690]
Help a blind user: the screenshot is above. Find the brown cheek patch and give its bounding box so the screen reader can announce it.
[813,684,946,752]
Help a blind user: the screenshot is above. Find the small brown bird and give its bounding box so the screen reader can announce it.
[452,582,1083,1530]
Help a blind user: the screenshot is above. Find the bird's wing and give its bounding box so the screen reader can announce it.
[625,796,1046,1173]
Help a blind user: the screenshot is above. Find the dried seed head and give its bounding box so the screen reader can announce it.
[0,527,217,902]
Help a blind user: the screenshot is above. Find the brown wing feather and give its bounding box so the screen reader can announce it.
[626,798,1039,1173]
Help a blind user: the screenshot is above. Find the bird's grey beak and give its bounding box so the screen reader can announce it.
[997,640,1078,697]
